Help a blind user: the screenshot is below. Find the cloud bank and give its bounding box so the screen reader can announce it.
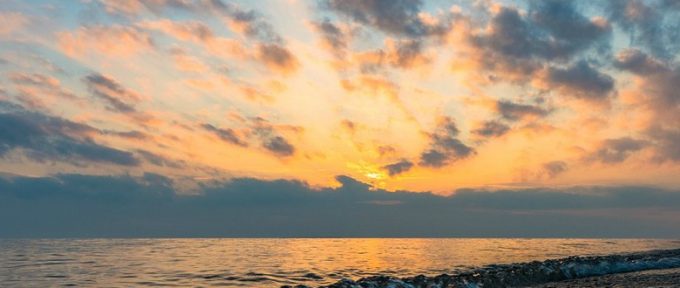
[1,173,678,237]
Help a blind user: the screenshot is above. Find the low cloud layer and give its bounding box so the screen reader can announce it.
[1,173,678,237]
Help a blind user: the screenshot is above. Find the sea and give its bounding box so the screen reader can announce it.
[1,238,680,287]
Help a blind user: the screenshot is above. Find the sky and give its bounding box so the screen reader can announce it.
[0,0,679,237]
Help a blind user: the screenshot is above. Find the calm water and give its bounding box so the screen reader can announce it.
[1,238,680,287]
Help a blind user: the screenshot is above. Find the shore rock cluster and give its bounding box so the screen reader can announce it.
[282,249,680,288]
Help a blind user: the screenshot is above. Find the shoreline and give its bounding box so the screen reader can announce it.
[294,248,680,288]
[530,267,680,288]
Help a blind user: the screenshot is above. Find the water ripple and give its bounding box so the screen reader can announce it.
[0,238,679,287]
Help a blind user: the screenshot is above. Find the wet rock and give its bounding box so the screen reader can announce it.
[317,249,680,288]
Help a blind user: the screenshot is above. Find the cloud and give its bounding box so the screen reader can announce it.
[222,2,282,44]
[384,39,427,68]
[419,117,474,167]
[160,1,288,47]
[0,12,28,37]
[649,128,680,163]
[252,118,297,157]
[613,48,669,75]
[8,72,78,109]
[612,49,679,163]
[470,3,609,62]
[136,150,185,168]
[542,61,615,101]
[311,19,350,56]
[256,43,299,74]
[542,161,568,178]
[105,130,150,140]
[614,49,680,117]
[59,25,154,57]
[201,123,247,147]
[587,137,648,164]
[201,118,297,157]
[139,19,214,43]
[0,101,139,166]
[83,73,142,114]
[1,173,679,237]
[139,18,294,73]
[458,2,611,90]
[472,120,510,138]
[353,39,430,72]
[528,1,611,57]
[605,0,680,59]
[321,0,447,38]
[262,136,295,157]
[496,101,549,121]
[99,0,225,17]
[382,159,413,176]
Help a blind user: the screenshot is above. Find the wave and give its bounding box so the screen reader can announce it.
[290,248,680,288]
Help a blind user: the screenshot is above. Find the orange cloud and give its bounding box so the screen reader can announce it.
[58,25,154,57]
[0,12,28,37]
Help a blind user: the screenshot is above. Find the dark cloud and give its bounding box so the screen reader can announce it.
[529,0,611,57]
[613,48,669,75]
[588,137,648,164]
[496,101,549,121]
[311,18,349,56]
[465,2,611,86]
[321,0,447,38]
[253,119,296,157]
[202,118,297,157]
[605,0,680,59]
[262,136,295,157]
[473,121,510,138]
[105,130,150,140]
[201,123,247,147]
[544,61,615,101]
[84,73,140,113]
[1,173,679,237]
[222,3,282,44]
[419,118,474,167]
[0,101,139,166]
[419,149,448,168]
[542,161,568,178]
[471,3,609,62]
[382,159,413,176]
[136,150,185,168]
[256,43,299,74]
[387,39,426,68]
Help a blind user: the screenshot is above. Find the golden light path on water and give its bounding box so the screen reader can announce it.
[2,238,679,287]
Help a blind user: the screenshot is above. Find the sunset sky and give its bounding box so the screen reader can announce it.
[1,0,679,237]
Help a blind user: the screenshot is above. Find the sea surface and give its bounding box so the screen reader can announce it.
[1,238,680,287]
